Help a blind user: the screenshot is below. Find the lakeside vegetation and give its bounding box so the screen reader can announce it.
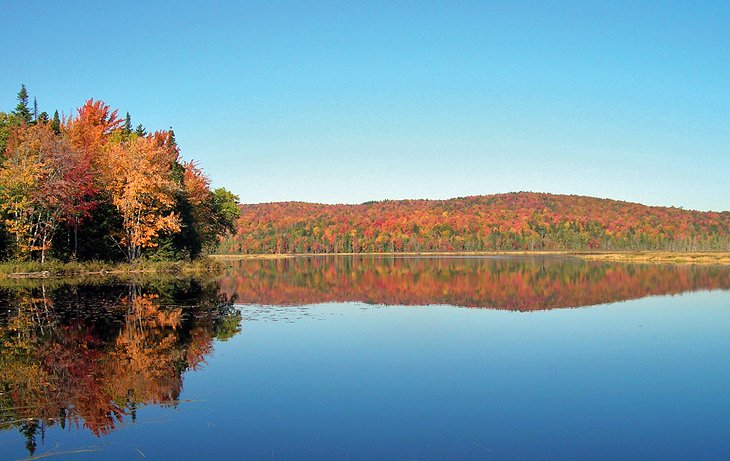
[214,251,730,266]
[0,258,222,284]
[0,85,239,265]
[220,193,730,254]
[574,251,730,265]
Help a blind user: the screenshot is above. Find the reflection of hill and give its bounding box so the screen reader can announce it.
[220,256,730,310]
[0,278,240,455]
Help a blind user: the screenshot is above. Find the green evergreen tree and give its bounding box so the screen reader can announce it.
[134,123,146,136]
[33,97,38,122]
[124,112,132,134]
[12,84,32,123]
[51,110,61,134]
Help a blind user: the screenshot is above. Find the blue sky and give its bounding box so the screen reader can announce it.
[1,1,728,211]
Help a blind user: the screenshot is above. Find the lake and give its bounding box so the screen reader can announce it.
[1,255,729,460]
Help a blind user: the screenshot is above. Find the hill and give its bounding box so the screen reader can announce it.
[219,192,730,254]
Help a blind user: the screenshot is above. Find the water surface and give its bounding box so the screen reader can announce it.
[1,256,729,460]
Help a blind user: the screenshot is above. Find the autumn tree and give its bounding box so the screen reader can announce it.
[65,99,122,162]
[100,135,181,261]
[62,99,124,256]
[62,148,99,258]
[0,112,14,155]
[0,123,82,262]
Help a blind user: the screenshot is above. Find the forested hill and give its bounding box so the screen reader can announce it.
[219,193,730,254]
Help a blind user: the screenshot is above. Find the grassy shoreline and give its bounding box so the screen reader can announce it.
[3,251,728,280]
[0,258,222,279]
[212,251,730,265]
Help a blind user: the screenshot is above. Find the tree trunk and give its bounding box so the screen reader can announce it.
[41,234,46,264]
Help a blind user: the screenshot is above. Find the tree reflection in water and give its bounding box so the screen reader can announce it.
[0,277,240,455]
[220,255,730,310]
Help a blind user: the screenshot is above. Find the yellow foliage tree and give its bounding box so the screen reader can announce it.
[0,124,78,262]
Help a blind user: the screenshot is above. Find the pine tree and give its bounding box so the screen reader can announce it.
[12,84,32,123]
[134,123,146,136]
[51,110,61,134]
[33,97,38,122]
[124,112,132,134]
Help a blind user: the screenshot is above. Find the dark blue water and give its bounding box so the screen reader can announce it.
[1,257,729,460]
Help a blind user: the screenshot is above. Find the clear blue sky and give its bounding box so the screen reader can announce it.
[1,1,728,211]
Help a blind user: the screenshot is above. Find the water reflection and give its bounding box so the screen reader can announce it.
[0,277,240,455]
[220,256,730,309]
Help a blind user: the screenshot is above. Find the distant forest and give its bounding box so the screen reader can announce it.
[221,193,730,254]
[0,85,239,262]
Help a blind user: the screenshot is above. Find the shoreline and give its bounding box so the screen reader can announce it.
[0,258,222,280]
[3,251,729,280]
[212,251,730,265]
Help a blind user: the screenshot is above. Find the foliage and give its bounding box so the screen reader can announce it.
[0,123,80,262]
[51,110,60,134]
[0,112,16,155]
[222,193,730,254]
[0,85,239,263]
[12,84,32,124]
[101,135,181,260]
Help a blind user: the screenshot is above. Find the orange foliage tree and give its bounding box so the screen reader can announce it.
[101,135,181,261]
[62,99,123,256]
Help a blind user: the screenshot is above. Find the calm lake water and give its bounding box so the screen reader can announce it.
[1,256,729,460]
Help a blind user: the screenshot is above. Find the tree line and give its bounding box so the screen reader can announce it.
[0,85,240,262]
[221,192,730,254]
